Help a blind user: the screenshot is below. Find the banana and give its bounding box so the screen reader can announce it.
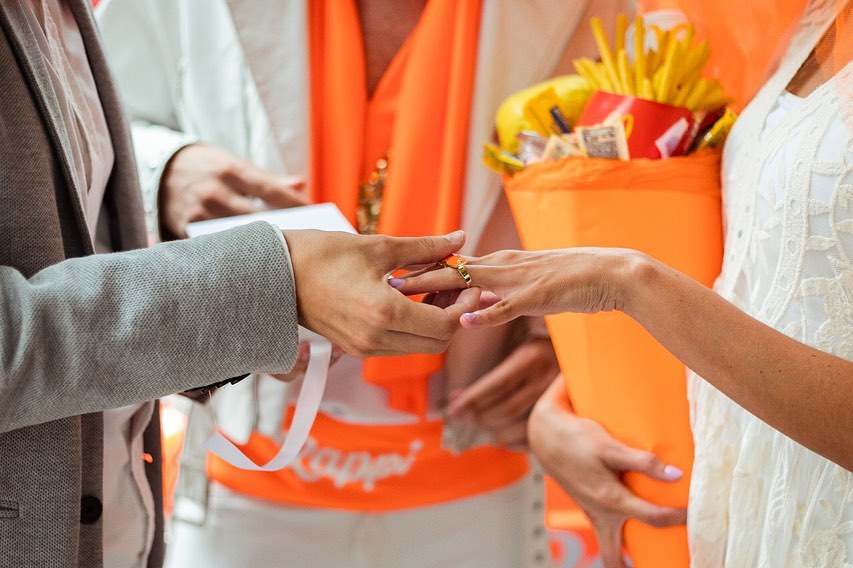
[495,75,593,153]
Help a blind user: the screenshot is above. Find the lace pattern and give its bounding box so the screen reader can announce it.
[687,2,853,566]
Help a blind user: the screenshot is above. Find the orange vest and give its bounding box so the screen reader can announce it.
[208,0,529,511]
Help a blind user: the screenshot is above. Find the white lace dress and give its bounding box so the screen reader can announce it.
[686,3,853,567]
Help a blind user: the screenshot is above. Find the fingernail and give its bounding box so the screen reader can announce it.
[445,230,465,245]
[462,313,477,323]
[388,278,405,288]
[663,465,684,481]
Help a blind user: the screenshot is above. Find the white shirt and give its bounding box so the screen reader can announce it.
[22,2,155,567]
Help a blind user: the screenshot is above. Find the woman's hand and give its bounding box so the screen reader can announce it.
[391,248,646,328]
[529,378,687,568]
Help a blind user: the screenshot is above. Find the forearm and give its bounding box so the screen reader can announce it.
[0,222,298,432]
[623,255,853,469]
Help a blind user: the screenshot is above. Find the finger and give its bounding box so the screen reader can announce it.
[385,291,465,341]
[489,420,528,447]
[604,446,684,483]
[476,376,550,428]
[478,291,501,309]
[441,287,482,321]
[448,346,535,416]
[618,493,687,528]
[391,265,473,294]
[460,297,525,329]
[229,166,310,208]
[206,186,264,218]
[382,231,466,270]
[594,520,628,568]
[420,289,462,309]
[346,329,450,358]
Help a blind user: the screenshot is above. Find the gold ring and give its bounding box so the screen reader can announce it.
[441,254,473,288]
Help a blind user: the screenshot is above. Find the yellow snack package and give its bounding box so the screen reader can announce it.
[522,87,571,138]
[695,108,737,150]
[482,143,525,175]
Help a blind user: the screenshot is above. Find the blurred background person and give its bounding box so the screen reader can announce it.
[97,0,630,566]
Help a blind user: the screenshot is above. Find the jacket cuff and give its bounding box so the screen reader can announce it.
[130,122,197,243]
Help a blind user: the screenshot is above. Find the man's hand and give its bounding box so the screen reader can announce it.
[529,378,686,568]
[447,338,559,449]
[284,230,480,358]
[160,144,309,237]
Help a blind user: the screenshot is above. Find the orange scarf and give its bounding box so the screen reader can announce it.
[309,0,482,417]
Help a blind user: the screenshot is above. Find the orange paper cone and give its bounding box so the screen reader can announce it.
[504,151,723,567]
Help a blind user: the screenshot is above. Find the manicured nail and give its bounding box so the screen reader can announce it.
[388,278,405,288]
[663,465,684,481]
[462,313,477,323]
[445,230,465,245]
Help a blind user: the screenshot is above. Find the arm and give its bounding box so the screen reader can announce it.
[0,222,298,433]
[623,255,852,470]
[0,224,476,434]
[398,248,853,469]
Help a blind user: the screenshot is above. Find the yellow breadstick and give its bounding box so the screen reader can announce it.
[642,77,655,100]
[615,13,628,54]
[657,33,681,103]
[679,41,711,87]
[648,27,668,74]
[617,49,634,95]
[582,58,614,92]
[633,16,647,94]
[573,58,601,90]
[684,77,710,110]
[672,83,691,107]
[696,82,726,110]
[591,17,622,94]
[653,67,666,101]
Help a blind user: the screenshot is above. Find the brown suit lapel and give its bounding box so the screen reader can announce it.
[0,2,93,251]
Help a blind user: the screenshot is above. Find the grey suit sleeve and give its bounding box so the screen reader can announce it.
[0,221,299,433]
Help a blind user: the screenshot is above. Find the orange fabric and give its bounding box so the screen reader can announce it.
[639,0,808,110]
[209,0,529,512]
[309,0,482,417]
[208,411,529,512]
[504,151,724,567]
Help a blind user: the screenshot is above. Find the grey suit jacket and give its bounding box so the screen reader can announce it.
[0,2,299,566]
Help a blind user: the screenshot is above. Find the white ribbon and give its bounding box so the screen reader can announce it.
[203,331,331,471]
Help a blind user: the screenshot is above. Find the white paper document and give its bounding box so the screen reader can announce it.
[191,204,353,470]
[186,202,356,237]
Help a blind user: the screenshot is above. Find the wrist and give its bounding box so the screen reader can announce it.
[614,251,660,317]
